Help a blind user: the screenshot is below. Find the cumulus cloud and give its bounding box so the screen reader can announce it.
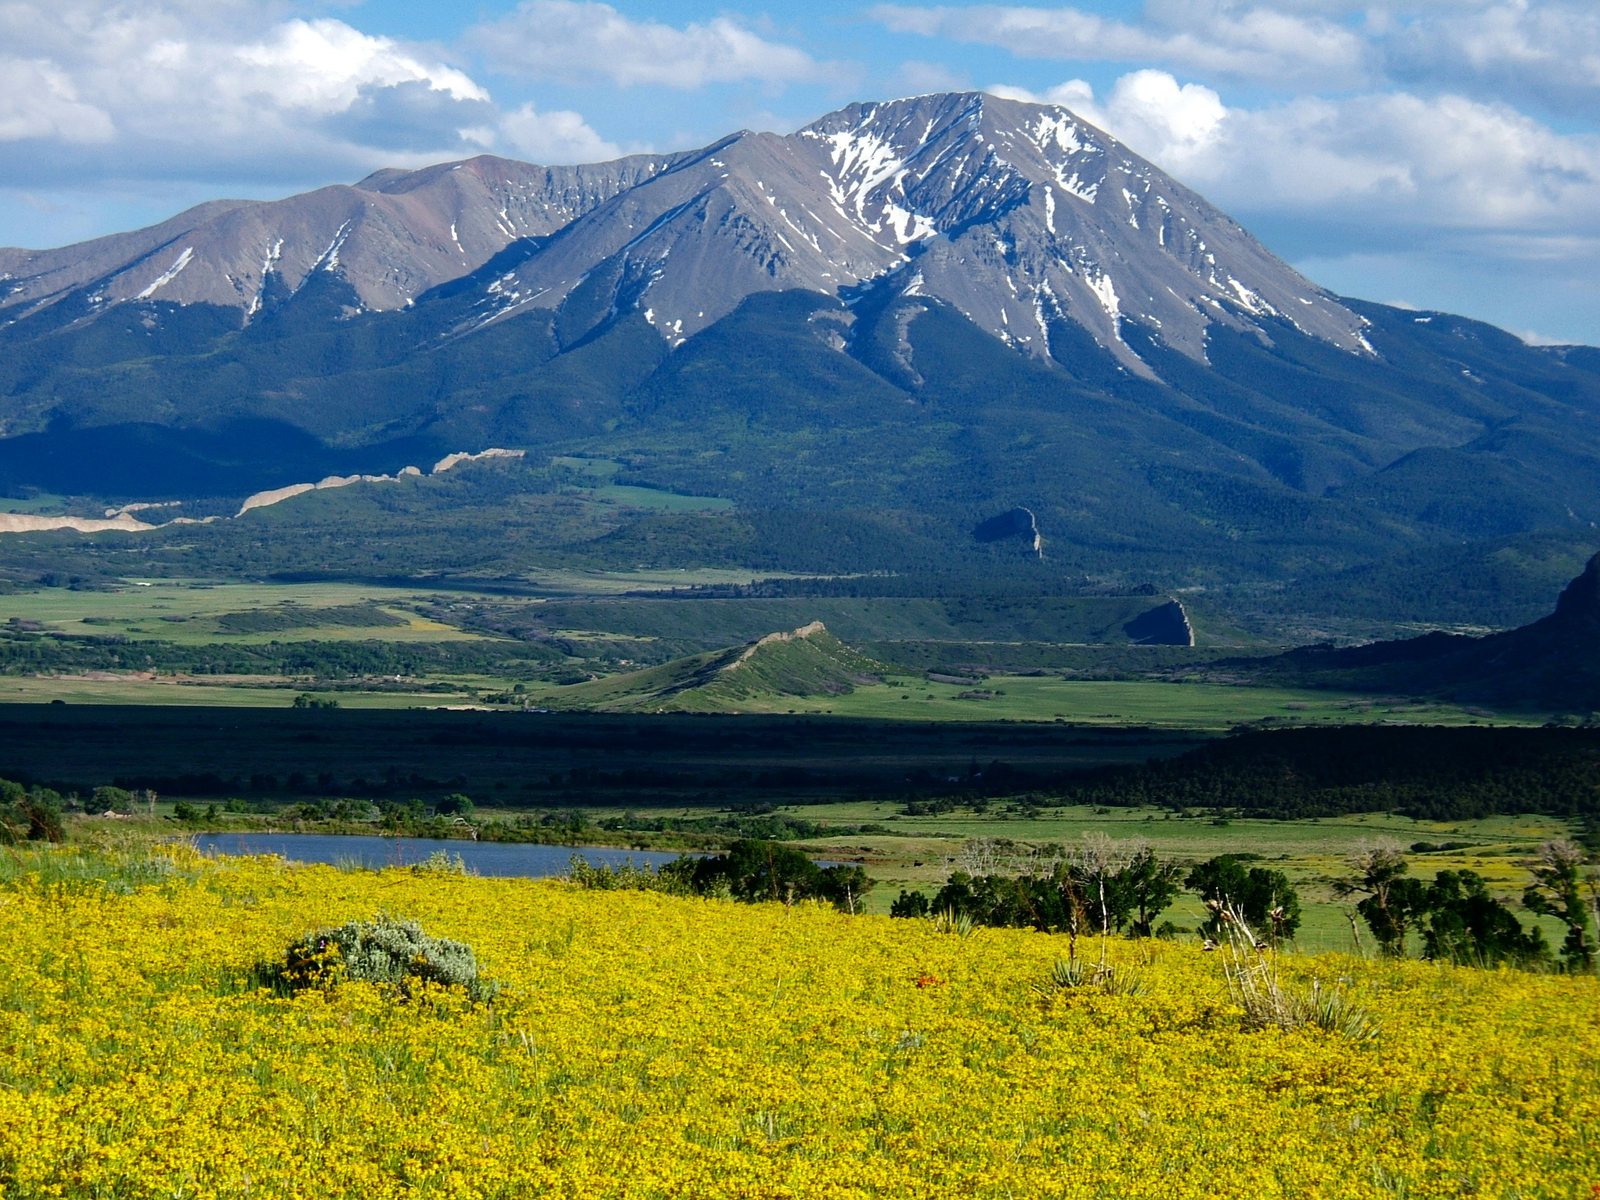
[991,71,1226,170]
[1196,92,1600,235]
[875,1,1600,118]
[499,103,622,163]
[468,1,829,89]
[0,2,623,190]
[0,58,114,143]
[227,18,489,111]
[997,68,1600,245]
[1379,1,1600,119]
[872,2,1366,86]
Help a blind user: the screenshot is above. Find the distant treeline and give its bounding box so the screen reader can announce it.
[1058,726,1600,820]
[0,627,556,679]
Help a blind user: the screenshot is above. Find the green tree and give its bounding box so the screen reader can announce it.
[1124,845,1183,938]
[1186,855,1302,945]
[890,889,931,918]
[817,864,874,915]
[0,779,64,844]
[1335,841,1430,957]
[696,839,821,905]
[1522,840,1597,972]
[434,793,475,818]
[1423,870,1550,969]
[85,785,135,816]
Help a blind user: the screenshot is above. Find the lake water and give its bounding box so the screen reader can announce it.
[192,833,690,879]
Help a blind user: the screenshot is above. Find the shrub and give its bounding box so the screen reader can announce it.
[565,854,697,895]
[410,850,469,876]
[259,915,498,1003]
[1211,901,1379,1040]
[0,779,64,844]
[1034,955,1145,998]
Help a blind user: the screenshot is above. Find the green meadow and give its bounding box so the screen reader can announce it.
[635,672,1537,729]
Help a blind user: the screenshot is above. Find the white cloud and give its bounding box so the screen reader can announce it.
[228,18,489,111]
[872,2,1366,86]
[1380,1,1600,118]
[468,1,829,89]
[498,103,621,163]
[1197,92,1600,233]
[878,2,1600,120]
[0,58,113,143]
[0,3,538,188]
[992,71,1226,169]
[998,69,1600,244]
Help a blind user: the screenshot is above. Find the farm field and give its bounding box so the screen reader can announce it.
[0,571,817,644]
[0,662,1546,726]
[1,580,478,645]
[0,846,1593,1198]
[601,673,1534,728]
[0,674,484,707]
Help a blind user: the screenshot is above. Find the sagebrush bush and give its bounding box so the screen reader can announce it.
[261,915,498,1003]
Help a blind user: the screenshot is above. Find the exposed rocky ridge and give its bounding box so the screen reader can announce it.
[460,93,1364,374]
[1,93,1361,377]
[558,622,888,712]
[0,447,526,536]
[1240,550,1600,708]
[974,507,1042,557]
[1124,599,1194,647]
[0,153,679,322]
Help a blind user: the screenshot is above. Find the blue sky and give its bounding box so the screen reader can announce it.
[3,0,1598,345]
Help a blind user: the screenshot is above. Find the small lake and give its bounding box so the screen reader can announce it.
[192,833,690,879]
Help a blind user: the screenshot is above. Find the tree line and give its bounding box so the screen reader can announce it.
[891,835,1598,974]
[1057,726,1600,821]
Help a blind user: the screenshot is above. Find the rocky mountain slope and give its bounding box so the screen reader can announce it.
[2,93,1361,376]
[2,92,1599,614]
[0,153,680,322]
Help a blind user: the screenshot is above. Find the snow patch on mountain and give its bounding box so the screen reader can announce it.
[136,248,194,300]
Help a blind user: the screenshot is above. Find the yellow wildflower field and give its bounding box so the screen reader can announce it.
[0,849,1595,1199]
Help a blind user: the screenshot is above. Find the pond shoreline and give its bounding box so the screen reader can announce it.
[191,831,697,879]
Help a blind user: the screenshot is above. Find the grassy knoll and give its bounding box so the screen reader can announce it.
[556,621,885,711]
[586,484,736,511]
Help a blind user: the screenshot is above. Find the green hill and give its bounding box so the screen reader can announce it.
[557,622,887,712]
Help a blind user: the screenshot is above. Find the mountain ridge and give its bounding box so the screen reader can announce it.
[2,92,1599,626]
[555,621,889,712]
[1,92,1365,376]
[1234,550,1600,708]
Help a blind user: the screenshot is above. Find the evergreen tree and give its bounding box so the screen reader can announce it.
[1522,840,1597,972]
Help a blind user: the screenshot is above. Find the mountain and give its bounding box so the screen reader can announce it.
[556,622,887,712]
[3,92,1600,620]
[1237,551,1600,709]
[1,94,1360,371]
[0,153,680,322]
